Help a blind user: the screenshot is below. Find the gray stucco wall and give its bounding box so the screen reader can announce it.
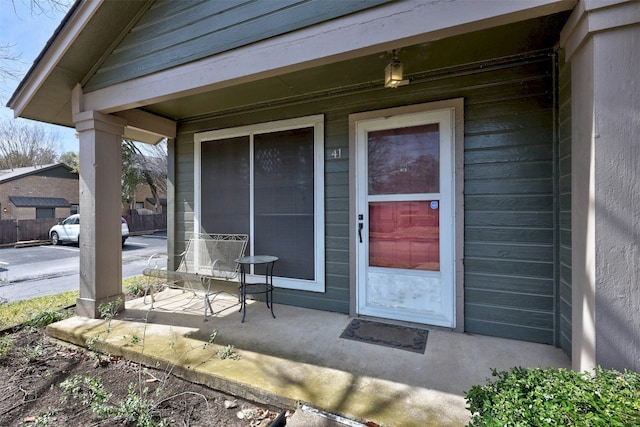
[592,25,640,372]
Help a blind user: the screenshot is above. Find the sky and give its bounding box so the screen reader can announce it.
[0,0,78,154]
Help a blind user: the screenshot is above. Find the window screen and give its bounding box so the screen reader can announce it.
[201,136,250,235]
[200,128,315,281]
[254,128,315,280]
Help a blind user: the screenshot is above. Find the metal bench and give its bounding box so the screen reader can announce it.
[142,233,248,318]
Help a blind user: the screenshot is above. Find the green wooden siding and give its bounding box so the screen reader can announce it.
[173,51,562,343]
[84,0,391,92]
[557,48,572,356]
[464,56,558,345]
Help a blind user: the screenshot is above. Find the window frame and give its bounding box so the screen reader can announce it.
[194,115,325,292]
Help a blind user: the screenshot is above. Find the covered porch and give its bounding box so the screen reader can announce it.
[47,286,570,427]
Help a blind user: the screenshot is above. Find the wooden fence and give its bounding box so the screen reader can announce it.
[0,214,166,246]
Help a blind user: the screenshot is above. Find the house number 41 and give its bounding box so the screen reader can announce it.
[330,149,342,159]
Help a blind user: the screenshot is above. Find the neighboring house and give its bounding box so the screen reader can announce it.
[6,0,639,374]
[123,183,166,215]
[0,164,79,220]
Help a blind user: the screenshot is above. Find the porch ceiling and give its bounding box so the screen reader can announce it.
[140,13,570,123]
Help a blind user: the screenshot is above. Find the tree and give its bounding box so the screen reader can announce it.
[121,139,167,213]
[58,151,79,172]
[0,118,60,169]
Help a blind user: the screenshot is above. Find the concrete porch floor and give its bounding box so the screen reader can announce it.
[47,287,570,427]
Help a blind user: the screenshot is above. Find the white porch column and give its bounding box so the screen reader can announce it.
[561,0,640,372]
[73,110,127,318]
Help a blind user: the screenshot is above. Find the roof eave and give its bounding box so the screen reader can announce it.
[5,0,100,118]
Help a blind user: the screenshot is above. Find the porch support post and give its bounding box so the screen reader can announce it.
[73,110,127,318]
[561,0,640,373]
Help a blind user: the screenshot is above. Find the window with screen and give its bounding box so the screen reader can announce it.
[196,115,324,291]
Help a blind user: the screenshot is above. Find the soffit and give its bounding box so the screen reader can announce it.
[7,1,151,128]
[143,13,571,122]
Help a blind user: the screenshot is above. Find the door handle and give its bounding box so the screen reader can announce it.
[358,222,363,243]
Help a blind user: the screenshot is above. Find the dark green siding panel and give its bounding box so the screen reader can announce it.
[465,195,553,211]
[326,211,348,224]
[465,161,553,180]
[85,0,391,91]
[465,178,553,195]
[326,248,348,264]
[326,171,348,186]
[465,273,553,295]
[276,291,348,313]
[465,212,553,228]
[463,318,554,344]
[326,160,349,173]
[172,49,563,345]
[559,193,571,211]
[464,258,553,279]
[465,242,553,262]
[466,304,554,330]
[325,197,349,213]
[463,55,558,346]
[326,185,349,199]
[465,129,553,150]
[559,245,571,267]
[465,289,553,311]
[465,145,553,165]
[326,236,348,251]
[465,227,553,244]
[557,48,572,356]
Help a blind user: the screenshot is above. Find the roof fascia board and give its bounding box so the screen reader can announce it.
[83,0,576,114]
[0,163,73,184]
[8,0,104,117]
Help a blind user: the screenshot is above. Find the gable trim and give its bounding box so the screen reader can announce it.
[8,0,102,118]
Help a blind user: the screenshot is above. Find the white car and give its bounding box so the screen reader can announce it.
[49,214,130,246]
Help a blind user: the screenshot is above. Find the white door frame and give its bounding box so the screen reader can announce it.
[348,99,465,330]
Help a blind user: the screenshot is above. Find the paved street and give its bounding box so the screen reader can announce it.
[0,232,167,303]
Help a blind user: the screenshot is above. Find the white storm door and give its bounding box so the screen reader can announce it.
[356,109,455,327]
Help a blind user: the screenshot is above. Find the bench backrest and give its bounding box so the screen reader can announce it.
[177,233,248,279]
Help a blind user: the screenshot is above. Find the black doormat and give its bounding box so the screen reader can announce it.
[340,318,428,354]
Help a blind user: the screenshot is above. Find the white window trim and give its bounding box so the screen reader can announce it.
[194,114,325,292]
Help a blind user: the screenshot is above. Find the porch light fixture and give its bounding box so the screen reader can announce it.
[384,50,409,88]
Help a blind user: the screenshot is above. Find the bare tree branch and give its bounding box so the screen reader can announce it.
[0,118,60,169]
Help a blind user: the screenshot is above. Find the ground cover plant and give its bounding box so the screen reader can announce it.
[465,365,640,426]
[0,277,288,426]
[0,290,77,329]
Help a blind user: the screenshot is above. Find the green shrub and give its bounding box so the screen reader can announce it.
[0,334,14,359]
[24,308,68,329]
[465,366,640,426]
[123,275,148,296]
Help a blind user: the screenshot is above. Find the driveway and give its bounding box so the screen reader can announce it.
[0,232,167,303]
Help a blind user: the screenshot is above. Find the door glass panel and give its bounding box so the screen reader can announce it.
[367,124,440,195]
[368,201,440,271]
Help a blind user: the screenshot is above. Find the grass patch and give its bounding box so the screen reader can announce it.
[0,276,149,329]
[0,290,78,329]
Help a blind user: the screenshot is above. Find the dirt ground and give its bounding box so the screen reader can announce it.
[0,325,289,426]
